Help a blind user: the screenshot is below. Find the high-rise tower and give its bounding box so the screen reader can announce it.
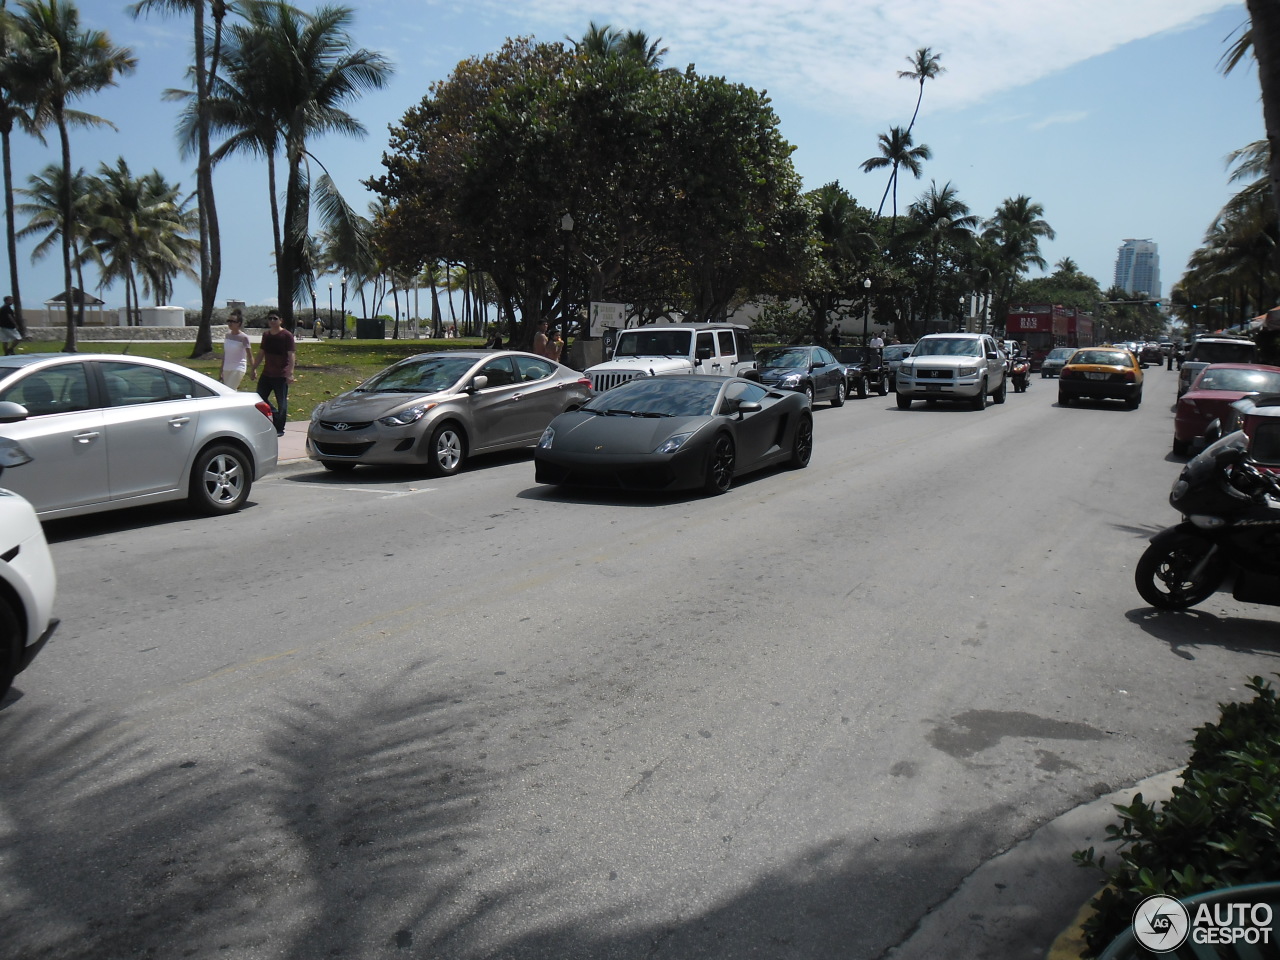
[1113,239,1160,299]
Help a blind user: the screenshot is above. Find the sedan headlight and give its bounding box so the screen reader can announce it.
[654,432,693,454]
[537,426,554,449]
[377,403,435,426]
[779,373,803,388]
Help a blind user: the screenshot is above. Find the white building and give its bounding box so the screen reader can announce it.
[1113,239,1161,299]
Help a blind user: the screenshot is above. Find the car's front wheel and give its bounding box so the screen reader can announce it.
[789,413,813,469]
[831,381,846,407]
[970,380,987,410]
[896,392,912,410]
[856,376,867,399]
[703,434,735,495]
[189,443,252,514]
[993,377,1006,403]
[876,375,888,396]
[802,384,815,405]
[425,421,466,477]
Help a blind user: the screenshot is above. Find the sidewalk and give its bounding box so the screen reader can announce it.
[277,419,310,464]
[886,770,1179,960]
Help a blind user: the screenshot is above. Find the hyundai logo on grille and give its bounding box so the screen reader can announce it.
[332,422,351,431]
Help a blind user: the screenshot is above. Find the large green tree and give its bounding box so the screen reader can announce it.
[983,194,1055,331]
[16,0,134,351]
[371,35,807,348]
[129,0,229,358]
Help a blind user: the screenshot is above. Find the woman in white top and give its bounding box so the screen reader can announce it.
[221,312,257,389]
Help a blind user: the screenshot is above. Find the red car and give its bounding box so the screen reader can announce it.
[1172,363,1280,456]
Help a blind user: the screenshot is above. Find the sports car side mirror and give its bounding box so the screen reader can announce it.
[737,401,762,419]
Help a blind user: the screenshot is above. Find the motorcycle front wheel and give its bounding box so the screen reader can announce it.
[1135,533,1227,609]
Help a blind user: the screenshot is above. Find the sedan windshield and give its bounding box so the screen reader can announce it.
[584,378,722,417]
[1070,350,1130,367]
[359,355,476,393]
[1047,348,1074,360]
[912,338,982,358]
[882,345,911,361]
[759,348,810,369]
[1194,368,1280,394]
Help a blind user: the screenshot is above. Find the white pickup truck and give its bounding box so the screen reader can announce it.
[586,323,757,393]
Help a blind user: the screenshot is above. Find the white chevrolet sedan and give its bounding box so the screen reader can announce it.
[0,438,57,697]
[0,353,278,519]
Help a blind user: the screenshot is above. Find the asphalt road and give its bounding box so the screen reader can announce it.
[3,365,1277,960]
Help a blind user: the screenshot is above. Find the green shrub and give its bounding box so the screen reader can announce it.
[1073,675,1280,956]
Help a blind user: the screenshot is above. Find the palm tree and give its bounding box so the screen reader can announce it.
[14,162,92,322]
[16,0,135,351]
[0,2,51,332]
[903,180,977,331]
[231,1,391,328]
[859,126,931,232]
[572,21,667,67]
[129,0,230,357]
[983,195,1056,327]
[1242,1,1280,277]
[83,159,198,322]
[898,47,944,137]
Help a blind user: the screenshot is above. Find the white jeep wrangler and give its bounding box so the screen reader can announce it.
[586,323,757,393]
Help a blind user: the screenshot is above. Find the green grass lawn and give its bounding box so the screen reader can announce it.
[16,337,486,421]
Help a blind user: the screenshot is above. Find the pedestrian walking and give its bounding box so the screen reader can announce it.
[220,310,256,389]
[255,311,296,436]
[0,296,20,356]
[869,332,884,348]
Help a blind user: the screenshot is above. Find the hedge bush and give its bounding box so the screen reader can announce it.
[1073,674,1280,957]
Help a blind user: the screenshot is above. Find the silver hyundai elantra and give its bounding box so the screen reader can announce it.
[306,351,592,476]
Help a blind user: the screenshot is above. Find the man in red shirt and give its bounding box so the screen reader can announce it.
[255,312,296,436]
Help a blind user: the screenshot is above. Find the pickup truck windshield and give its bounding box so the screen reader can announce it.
[912,338,982,358]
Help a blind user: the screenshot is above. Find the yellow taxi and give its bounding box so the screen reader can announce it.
[1057,345,1144,408]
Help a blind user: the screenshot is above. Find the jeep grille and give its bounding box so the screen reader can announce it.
[591,371,639,392]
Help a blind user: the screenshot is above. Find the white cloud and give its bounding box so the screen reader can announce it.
[1030,110,1090,130]
[481,0,1241,119]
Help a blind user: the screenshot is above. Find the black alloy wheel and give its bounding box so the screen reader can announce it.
[790,414,814,468]
[703,434,735,495]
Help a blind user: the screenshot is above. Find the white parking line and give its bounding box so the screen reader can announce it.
[337,487,436,500]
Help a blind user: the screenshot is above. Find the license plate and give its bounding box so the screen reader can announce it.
[925,384,942,391]
[1086,372,1108,380]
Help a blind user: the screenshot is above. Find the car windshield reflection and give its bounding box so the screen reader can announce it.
[584,378,721,417]
[759,349,810,369]
[912,338,981,357]
[359,356,476,393]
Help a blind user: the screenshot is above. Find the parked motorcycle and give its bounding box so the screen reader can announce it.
[1010,356,1032,393]
[1135,431,1280,609]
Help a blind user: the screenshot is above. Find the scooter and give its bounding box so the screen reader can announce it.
[1010,356,1032,393]
[1135,432,1280,609]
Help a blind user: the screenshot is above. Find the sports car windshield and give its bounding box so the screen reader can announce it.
[358,355,476,393]
[912,338,982,358]
[613,330,693,357]
[759,348,810,369]
[1071,350,1129,367]
[583,378,722,417]
[1194,369,1280,394]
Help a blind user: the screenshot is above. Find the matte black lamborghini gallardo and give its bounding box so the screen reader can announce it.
[533,375,813,495]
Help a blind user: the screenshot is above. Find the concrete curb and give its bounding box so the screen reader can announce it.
[884,770,1181,960]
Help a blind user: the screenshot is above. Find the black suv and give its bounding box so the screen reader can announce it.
[834,346,889,398]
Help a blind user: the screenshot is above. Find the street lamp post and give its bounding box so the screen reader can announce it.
[339,275,347,340]
[328,283,333,338]
[862,277,872,346]
[560,213,574,347]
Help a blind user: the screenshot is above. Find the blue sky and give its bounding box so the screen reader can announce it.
[6,0,1258,313]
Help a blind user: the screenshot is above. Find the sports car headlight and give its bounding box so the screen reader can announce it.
[378,403,435,426]
[654,432,693,454]
[537,426,554,449]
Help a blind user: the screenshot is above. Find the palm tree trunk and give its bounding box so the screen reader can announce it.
[2,126,24,335]
[57,113,75,352]
[191,0,220,359]
[1247,0,1280,280]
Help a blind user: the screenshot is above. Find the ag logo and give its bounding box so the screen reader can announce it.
[1133,895,1190,952]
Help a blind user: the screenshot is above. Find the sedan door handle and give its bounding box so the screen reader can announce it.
[73,431,100,443]
[511,393,523,401]
[169,416,191,426]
